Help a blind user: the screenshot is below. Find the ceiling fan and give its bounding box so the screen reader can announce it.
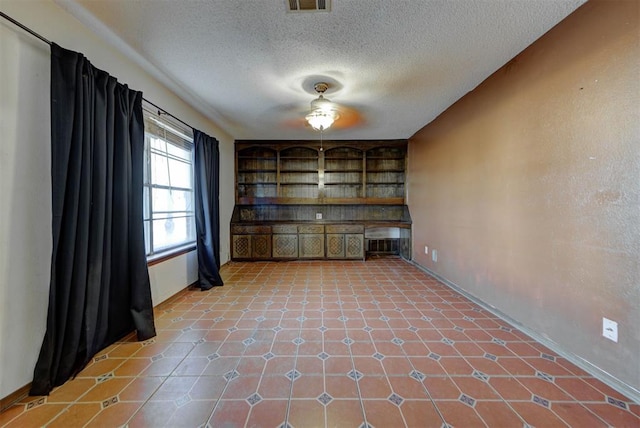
[270,80,364,133]
[305,82,339,131]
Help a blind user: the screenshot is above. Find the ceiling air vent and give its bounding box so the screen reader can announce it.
[287,0,330,12]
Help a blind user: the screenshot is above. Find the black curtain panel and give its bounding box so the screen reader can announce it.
[193,129,224,290]
[31,44,156,396]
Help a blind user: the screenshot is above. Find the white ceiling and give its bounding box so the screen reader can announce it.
[60,0,585,141]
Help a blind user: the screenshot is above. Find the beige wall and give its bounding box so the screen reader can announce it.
[408,0,639,394]
[0,0,234,398]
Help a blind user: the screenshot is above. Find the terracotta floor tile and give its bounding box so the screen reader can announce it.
[516,377,574,401]
[246,399,288,427]
[510,401,570,427]
[432,401,486,428]
[400,400,444,428]
[357,375,392,399]
[438,357,474,375]
[451,376,501,400]
[497,357,537,376]
[46,378,96,403]
[12,260,640,428]
[584,403,640,427]
[422,377,462,400]
[235,356,267,376]
[206,399,251,428]
[288,399,326,427]
[118,376,164,402]
[47,402,102,428]
[202,356,241,376]
[76,357,125,377]
[324,356,354,375]
[326,376,360,399]
[85,401,142,427]
[352,356,386,377]
[325,399,365,428]
[552,402,609,427]
[296,356,325,375]
[291,375,325,399]
[475,400,525,427]
[362,399,406,427]
[2,403,67,428]
[140,356,184,376]
[190,375,228,400]
[148,376,198,401]
[257,376,293,399]
[488,377,533,400]
[583,377,633,402]
[78,378,133,403]
[381,356,414,375]
[388,376,430,399]
[554,377,607,402]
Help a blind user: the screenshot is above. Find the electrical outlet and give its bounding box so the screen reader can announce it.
[424,246,429,254]
[602,317,618,342]
[432,249,438,262]
[316,213,322,220]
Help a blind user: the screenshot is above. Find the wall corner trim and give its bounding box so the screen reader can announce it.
[409,261,640,404]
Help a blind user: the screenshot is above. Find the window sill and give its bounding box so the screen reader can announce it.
[147,244,196,266]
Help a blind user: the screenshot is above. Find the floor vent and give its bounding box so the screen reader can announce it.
[287,0,330,12]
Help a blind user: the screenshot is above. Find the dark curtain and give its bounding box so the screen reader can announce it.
[193,129,224,290]
[31,43,156,396]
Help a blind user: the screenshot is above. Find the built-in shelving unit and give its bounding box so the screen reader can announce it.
[232,140,411,261]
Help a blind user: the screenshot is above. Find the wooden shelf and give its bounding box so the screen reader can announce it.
[281,182,319,185]
[235,140,406,205]
[238,182,277,185]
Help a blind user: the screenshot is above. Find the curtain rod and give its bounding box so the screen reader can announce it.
[1,10,196,133]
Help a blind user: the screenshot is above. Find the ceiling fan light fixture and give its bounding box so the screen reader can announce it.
[306,82,338,131]
[306,109,336,131]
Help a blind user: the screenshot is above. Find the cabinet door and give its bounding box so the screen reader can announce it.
[251,234,271,258]
[273,234,298,258]
[326,234,345,258]
[345,234,364,259]
[299,234,325,258]
[232,235,251,259]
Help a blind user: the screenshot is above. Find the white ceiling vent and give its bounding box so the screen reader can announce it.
[287,0,330,13]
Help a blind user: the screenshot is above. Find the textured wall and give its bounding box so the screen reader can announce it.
[408,0,639,392]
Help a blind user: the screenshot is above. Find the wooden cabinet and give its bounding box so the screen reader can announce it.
[231,226,272,259]
[272,225,298,258]
[298,225,324,258]
[326,225,364,259]
[232,140,410,261]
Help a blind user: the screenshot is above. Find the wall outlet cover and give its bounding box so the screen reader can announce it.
[602,317,618,342]
[315,213,322,220]
[424,246,429,254]
[432,249,438,262]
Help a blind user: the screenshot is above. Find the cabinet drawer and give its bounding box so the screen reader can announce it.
[272,224,298,234]
[326,224,364,234]
[232,225,271,234]
[298,225,324,234]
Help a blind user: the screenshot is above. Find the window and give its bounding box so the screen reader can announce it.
[143,110,196,257]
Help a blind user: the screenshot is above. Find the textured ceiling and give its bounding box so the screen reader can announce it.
[60,0,585,140]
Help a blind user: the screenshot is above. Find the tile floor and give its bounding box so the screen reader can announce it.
[1,259,638,427]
